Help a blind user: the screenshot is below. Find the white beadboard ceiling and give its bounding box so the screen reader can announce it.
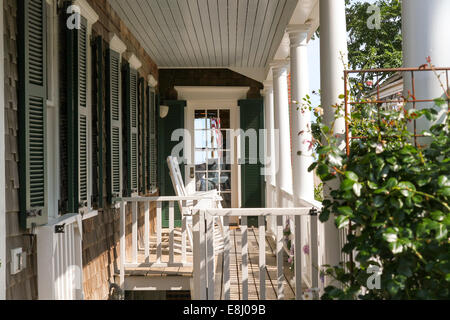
[108,0,301,70]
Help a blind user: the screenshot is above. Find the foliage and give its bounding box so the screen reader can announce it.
[307,72,450,300]
[315,0,402,97]
[346,0,402,92]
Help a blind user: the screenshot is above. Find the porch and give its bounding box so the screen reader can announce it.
[115,196,321,300]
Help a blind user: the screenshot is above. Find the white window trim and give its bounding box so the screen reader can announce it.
[0,0,7,301]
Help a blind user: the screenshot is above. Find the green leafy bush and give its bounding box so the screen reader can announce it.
[308,87,450,299]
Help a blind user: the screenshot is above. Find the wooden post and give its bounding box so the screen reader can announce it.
[206,213,215,300]
[310,212,319,299]
[144,201,150,263]
[181,200,187,264]
[156,201,162,263]
[169,201,175,265]
[294,215,302,300]
[119,201,126,288]
[193,210,206,300]
[223,216,231,300]
[241,216,249,300]
[258,216,266,300]
[132,201,138,264]
[276,216,284,300]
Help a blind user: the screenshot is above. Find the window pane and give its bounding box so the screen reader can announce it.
[220,172,232,191]
[196,172,207,192]
[195,130,207,149]
[221,193,232,208]
[221,130,230,150]
[206,110,219,129]
[195,110,206,129]
[195,151,207,171]
[219,110,230,129]
[221,151,232,171]
[208,150,220,171]
[208,172,219,191]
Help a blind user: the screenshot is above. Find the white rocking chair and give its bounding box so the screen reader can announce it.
[167,156,224,251]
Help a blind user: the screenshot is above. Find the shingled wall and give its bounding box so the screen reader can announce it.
[3,0,159,300]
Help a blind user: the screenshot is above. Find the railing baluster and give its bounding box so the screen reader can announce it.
[276,216,284,300]
[132,201,138,264]
[223,216,230,300]
[169,201,175,265]
[294,215,302,300]
[156,201,162,264]
[241,216,248,300]
[206,213,215,300]
[193,210,207,300]
[181,201,187,264]
[120,201,126,288]
[310,213,319,299]
[144,201,150,263]
[258,216,266,300]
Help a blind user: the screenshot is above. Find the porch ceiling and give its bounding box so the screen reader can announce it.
[108,0,299,70]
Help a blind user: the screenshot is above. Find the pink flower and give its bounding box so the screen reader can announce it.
[366,81,373,87]
[303,245,310,255]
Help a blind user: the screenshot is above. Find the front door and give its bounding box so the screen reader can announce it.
[186,107,238,209]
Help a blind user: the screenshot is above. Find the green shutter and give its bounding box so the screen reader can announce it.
[18,0,48,228]
[139,78,146,193]
[158,100,186,228]
[106,49,122,202]
[67,16,89,213]
[93,36,104,209]
[124,64,139,196]
[239,99,265,225]
[147,87,157,191]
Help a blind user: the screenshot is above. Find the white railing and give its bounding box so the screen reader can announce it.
[36,213,84,300]
[114,195,218,288]
[191,204,322,300]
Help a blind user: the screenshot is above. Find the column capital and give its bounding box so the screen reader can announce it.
[287,24,311,47]
[261,81,273,96]
[270,60,289,78]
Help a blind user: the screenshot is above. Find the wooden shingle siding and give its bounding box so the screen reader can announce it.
[4,0,38,300]
[3,0,159,300]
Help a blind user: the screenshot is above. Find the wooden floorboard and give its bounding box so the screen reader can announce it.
[122,226,299,300]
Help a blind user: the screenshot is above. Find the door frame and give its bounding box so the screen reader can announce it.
[176,86,249,209]
[0,0,6,300]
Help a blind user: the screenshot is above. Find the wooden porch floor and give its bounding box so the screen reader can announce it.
[121,226,297,300]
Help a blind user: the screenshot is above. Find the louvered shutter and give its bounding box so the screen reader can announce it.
[67,15,89,213]
[124,64,139,196]
[139,78,146,193]
[18,0,48,228]
[106,49,122,201]
[147,87,157,191]
[93,36,104,209]
[239,99,265,226]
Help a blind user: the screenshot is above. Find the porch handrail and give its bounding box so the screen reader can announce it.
[192,205,322,300]
[115,195,218,288]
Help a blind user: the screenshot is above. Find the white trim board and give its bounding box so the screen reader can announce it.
[0,0,7,300]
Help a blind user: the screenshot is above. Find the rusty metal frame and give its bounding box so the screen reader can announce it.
[342,66,450,279]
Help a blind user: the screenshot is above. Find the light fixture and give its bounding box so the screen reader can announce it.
[160,105,169,118]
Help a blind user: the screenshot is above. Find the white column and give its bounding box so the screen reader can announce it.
[263,81,276,186]
[272,61,293,207]
[403,0,450,135]
[288,24,315,203]
[320,0,349,275]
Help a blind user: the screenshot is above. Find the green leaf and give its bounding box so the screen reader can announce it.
[367,181,378,190]
[385,178,398,190]
[328,153,343,167]
[383,229,398,243]
[335,215,350,229]
[434,97,447,108]
[390,197,403,209]
[341,179,355,191]
[338,206,354,217]
[398,182,416,198]
[373,195,385,208]
[438,175,450,188]
[345,171,359,182]
[353,183,363,197]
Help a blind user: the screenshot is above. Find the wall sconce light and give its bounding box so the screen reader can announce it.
[160,105,169,118]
